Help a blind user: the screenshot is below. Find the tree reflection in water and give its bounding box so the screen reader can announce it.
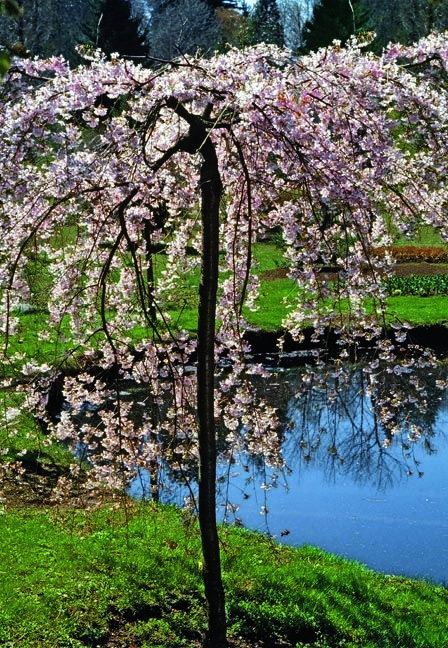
[129,359,448,511]
[262,361,448,491]
[126,359,448,582]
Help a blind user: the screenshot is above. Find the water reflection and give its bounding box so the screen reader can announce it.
[127,361,448,498]
[281,363,447,490]
[130,361,448,583]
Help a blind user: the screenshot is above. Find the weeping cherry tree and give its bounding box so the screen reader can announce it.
[2,34,448,645]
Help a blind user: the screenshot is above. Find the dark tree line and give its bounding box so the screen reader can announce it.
[301,0,371,52]
[2,0,448,68]
[0,0,221,64]
[0,0,102,63]
[366,0,448,49]
[0,0,23,74]
[0,0,287,66]
[301,0,448,54]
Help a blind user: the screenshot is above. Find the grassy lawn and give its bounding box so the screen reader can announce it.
[7,267,448,352]
[388,224,445,248]
[1,502,447,648]
[4,225,448,359]
[0,389,76,470]
[387,294,448,326]
[9,238,448,356]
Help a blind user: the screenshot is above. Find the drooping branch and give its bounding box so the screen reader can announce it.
[228,129,254,317]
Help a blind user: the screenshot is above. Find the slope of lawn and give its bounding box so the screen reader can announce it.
[8,237,448,352]
[1,502,447,648]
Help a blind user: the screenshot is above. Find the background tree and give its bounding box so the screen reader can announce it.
[215,5,248,49]
[0,0,236,66]
[248,0,285,46]
[364,0,448,49]
[145,0,219,62]
[302,0,371,52]
[277,0,312,50]
[0,0,104,64]
[97,0,148,59]
[0,0,152,65]
[0,0,23,75]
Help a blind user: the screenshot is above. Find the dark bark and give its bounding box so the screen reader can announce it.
[196,134,226,647]
[153,97,227,646]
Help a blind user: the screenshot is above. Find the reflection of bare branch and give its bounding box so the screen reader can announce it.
[283,363,448,490]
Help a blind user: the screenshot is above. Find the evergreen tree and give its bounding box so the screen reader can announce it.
[97,0,147,58]
[249,0,284,47]
[302,0,371,52]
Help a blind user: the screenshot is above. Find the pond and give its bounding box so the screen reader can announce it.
[129,361,448,585]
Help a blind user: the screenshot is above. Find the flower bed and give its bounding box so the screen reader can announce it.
[385,273,448,296]
[372,246,448,263]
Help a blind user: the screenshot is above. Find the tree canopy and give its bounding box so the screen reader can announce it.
[2,35,448,644]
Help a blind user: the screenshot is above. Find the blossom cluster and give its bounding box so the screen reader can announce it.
[1,37,448,494]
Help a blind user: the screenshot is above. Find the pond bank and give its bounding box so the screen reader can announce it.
[243,323,448,366]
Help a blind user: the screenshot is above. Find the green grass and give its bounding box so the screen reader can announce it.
[160,242,291,332]
[4,238,448,375]
[244,276,298,331]
[386,294,448,326]
[390,224,446,248]
[3,311,74,370]
[0,390,75,469]
[251,240,289,272]
[1,502,447,648]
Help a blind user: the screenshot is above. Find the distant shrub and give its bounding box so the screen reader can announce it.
[384,274,448,296]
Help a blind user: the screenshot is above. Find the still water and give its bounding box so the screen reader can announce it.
[131,363,448,585]
[221,440,448,585]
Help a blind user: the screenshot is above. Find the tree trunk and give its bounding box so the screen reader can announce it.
[152,97,227,645]
[196,136,227,647]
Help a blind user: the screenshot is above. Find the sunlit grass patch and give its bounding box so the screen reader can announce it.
[244,276,298,331]
[0,390,74,470]
[387,294,448,326]
[1,504,447,647]
[223,531,448,647]
[391,224,446,248]
[4,241,448,376]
